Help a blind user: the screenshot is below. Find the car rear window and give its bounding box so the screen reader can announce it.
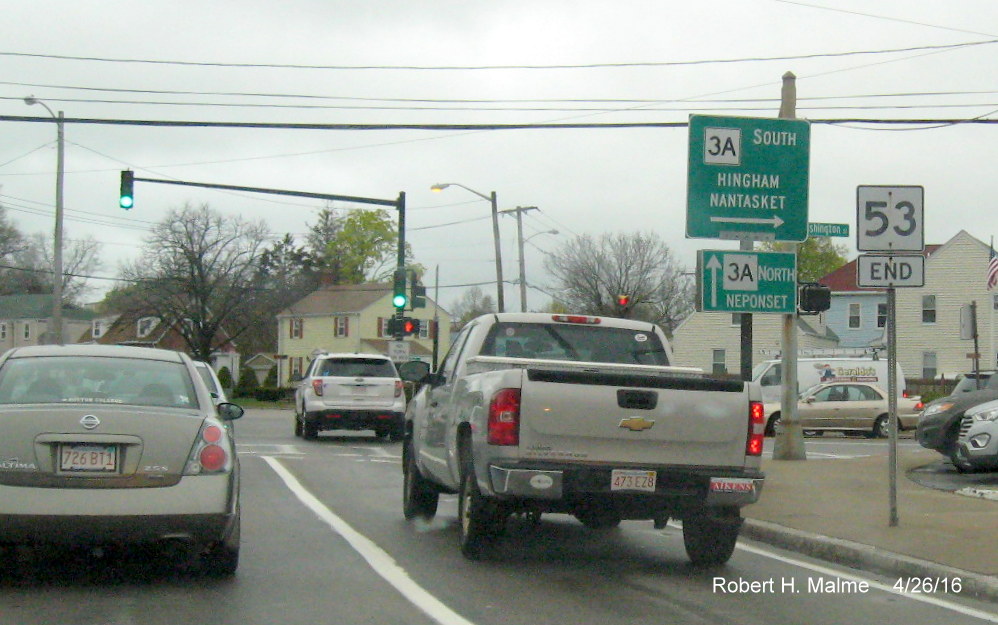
[316,358,397,378]
[479,322,670,366]
[0,356,200,409]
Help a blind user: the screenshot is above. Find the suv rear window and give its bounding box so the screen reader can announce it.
[315,358,397,378]
[480,322,670,366]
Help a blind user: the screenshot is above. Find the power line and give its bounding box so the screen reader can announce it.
[0,40,990,71]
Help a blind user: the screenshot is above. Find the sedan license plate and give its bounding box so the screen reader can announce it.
[59,444,118,473]
[610,469,656,492]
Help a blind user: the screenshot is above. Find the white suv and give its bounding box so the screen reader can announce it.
[294,353,405,441]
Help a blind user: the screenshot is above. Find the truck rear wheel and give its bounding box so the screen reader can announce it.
[683,508,742,567]
[458,465,506,560]
[402,439,439,520]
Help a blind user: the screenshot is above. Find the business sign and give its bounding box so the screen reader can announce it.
[687,115,810,242]
[697,249,797,314]
[856,185,924,252]
[856,254,925,288]
[808,222,849,238]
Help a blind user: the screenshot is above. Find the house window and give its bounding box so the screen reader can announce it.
[921,295,936,323]
[291,357,304,380]
[419,320,430,340]
[730,313,742,327]
[922,352,937,379]
[92,320,103,338]
[848,303,861,329]
[877,303,887,328]
[290,318,303,339]
[378,317,388,338]
[711,349,727,375]
[334,316,349,338]
[137,317,159,338]
[0,322,6,340]
[23,323,30,340]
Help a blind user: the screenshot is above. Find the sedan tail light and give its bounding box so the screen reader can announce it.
[312,379,324,397]
[184,419,234,475]
[488,388,521,446]
[746,401,765,456]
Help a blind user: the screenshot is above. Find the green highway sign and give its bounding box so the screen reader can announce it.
[697,249,798,314]
[808,222,849,237]
[687,115,810,242]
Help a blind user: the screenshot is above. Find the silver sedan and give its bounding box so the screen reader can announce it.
[0,344,243,575]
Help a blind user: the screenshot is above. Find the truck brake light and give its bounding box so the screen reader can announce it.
[312,379,324,397]
[488,388,521,446]
[747,401,765,456]
[551,314,601,325]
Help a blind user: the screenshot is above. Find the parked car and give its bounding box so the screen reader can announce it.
[951,398,998,472]
[950,370,995,395]
[294,352,405,441]
[193,360,228,404]
[0,344,244,574]
[764,381,923,438]
[917,372,998,466]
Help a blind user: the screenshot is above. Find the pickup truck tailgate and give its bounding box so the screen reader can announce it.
[519,368,750,468]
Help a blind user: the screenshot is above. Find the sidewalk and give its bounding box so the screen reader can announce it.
[741,444,998,603]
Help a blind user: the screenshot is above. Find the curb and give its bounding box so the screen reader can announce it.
[742,518,998,605]
[956,487,998,501]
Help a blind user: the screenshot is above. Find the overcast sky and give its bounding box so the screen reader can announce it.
[2,0,998,312]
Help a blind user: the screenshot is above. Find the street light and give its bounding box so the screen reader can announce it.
[520,227,558,312]
[24,96,65,344]
[431,182,505,312]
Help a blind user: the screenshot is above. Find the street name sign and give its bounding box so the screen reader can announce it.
[808,222,849,238]
[856,185,924,252]
[697,249,797,314]
[687,115,811,242]
[856,253,925,288]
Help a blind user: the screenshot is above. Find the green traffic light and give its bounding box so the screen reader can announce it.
[120,196,134,209]
[393,293,408,308]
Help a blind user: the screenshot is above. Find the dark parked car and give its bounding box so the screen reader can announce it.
[916,372,998,467]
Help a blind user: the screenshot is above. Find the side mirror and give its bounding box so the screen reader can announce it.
[398,360,431,384]
[217,402,245,421]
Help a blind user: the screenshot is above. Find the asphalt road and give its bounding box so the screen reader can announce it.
[1,408,995,625]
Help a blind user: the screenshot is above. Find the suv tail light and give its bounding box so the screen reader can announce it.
[394,380,404,398]
[488,388,521,446]
[747,401,765,456]
[312,379,324,397]
[184,419,234,475]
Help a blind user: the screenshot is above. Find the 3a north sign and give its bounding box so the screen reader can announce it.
[697,250,797,314]
[687,115,810,242]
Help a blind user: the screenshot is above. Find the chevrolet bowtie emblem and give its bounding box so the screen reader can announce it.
[619,417,655,432]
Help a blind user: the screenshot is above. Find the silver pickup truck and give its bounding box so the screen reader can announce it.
[400,312,765,566]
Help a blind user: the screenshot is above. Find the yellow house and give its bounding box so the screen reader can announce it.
[275,282,449,384]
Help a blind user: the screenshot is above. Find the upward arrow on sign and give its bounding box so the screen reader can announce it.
[705,254,723,308]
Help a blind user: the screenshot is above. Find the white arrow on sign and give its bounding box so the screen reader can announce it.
[710,215,784,228]
[705,254,722,307]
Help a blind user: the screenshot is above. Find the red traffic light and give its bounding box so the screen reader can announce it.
[617,294,630,307]
[402,319,420,335]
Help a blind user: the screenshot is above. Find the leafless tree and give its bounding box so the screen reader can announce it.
[450,286,497,327]
[543,231,694,335]
[120,203,269,361]
[17,232,103,303]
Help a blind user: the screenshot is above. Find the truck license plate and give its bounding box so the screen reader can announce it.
[59,444,118,473]
[610,469,656,492]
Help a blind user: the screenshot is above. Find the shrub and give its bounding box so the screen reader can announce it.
[217,366,233,391]
[263,364,278,388]
[252,387,295,402]
[234,367,260,398]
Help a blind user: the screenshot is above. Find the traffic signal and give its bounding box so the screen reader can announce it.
[410,274,427,309]
[119,170,134,209]
[798,282,831,314]
[617,294,630,307]
[402,318,421,336]
[386,317,420,338]
[392,268,407,309]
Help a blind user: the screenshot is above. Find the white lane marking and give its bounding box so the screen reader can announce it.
[237,444,304,456]
[262,456,477,625]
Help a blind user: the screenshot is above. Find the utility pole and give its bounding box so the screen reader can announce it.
[772,71,807,461]
[500,206,539,312]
